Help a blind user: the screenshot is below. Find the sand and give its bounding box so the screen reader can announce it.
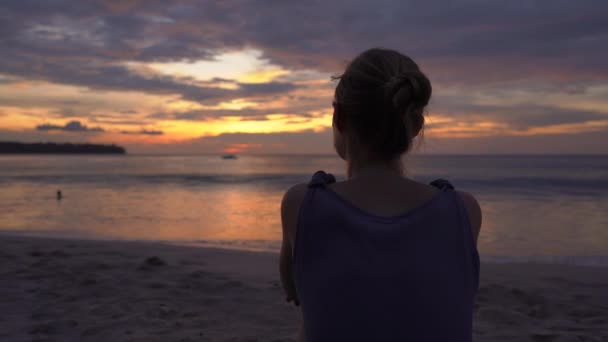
[1,234,607,342]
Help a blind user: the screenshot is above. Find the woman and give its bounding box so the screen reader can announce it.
[280,48,481,341]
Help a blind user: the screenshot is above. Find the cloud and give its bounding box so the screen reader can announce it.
[1,1,607,90]
[124,126,608,155]
[34,120,164,135]
[36,120,104,132]
[147,99,327,121]
[427,103,608,130]
[420,130,608,155]
[142,128,336,154]
[120,129,164,135]
[0,52,298,105]
[0,75,18,84]
[2,0,608,153]
[151,108,279,121]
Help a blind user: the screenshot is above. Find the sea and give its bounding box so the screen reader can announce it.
[1,154,607,266]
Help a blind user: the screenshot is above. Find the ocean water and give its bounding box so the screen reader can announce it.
[0,154,607,265]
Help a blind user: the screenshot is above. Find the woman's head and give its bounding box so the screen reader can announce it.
[332,48,432,162]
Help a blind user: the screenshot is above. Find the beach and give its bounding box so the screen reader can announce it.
[2,1,608,340]
[1,234,607,342]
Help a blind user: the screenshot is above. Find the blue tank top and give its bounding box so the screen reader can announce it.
[293,171,480,342]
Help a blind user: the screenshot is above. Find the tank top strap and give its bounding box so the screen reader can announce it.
[429,178,455,191]
[308,173,451,190]
[431,177,480,291]
[308,170,336,188]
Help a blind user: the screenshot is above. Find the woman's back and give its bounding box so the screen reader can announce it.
[291,171,479,341]
[278,48,482,341]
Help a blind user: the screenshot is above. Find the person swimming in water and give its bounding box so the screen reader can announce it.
[280,48,481,342]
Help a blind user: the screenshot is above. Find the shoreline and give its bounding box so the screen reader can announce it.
[1,234,607,341]
[2,231,608,267]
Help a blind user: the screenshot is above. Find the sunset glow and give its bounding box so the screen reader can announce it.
[1,2,606,154]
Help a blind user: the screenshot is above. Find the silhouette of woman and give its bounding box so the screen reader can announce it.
[280,48,481,342]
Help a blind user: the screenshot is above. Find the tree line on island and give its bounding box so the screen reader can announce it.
[0,142,126,154]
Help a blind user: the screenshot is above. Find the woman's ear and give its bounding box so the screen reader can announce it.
[332,102,348,161]
[411,119,423,138]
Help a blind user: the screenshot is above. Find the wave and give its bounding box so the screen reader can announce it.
[0,173,311,187]
[3,230,606,267]
[2,173,606,196]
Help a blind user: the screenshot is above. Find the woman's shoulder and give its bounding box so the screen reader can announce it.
[413,178,482,243]
[455,190,482,243]
[281,183,309,210]
[280,183,309,241]
[281,170,335,229]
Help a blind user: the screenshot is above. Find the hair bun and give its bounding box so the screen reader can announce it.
[332,48,432,159]
[386,72,432,110]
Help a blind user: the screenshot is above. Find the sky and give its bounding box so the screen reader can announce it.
[0,1,607,154]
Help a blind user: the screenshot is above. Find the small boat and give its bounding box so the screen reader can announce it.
[221,154,237,160]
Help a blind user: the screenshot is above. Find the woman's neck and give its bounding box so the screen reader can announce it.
[347,157,404,180]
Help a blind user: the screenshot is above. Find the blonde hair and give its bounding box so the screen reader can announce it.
[333,48,431,160]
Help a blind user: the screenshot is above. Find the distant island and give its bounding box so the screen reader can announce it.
[0,142,126,154]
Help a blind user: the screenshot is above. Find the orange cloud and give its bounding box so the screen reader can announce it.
[222,143,263,154]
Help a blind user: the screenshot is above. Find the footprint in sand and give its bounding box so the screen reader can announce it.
[188,270,210,278]
[146,281,168,289]
[0,251,16,259]
[29,323,57,335]
[28,251,45,257]
[50,250,70,258]
[477,306,530,325]
[531,333,582,342]
[138,256,167,271]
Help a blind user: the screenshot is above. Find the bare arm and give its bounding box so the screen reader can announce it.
[279,234,299,305]
[457,191,482,244]
[279,183,307,306]
[297,320,306,342]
